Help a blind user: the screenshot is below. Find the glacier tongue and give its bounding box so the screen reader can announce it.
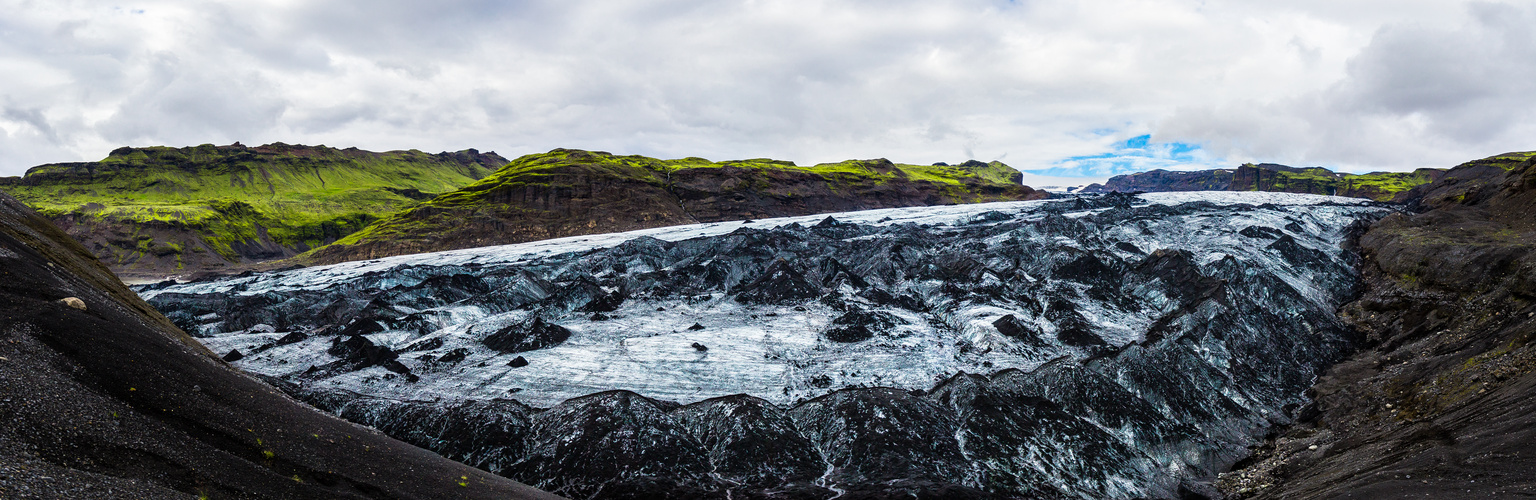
[145,192,1391,499]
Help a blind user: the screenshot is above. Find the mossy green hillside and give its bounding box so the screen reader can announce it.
[0,143,506,269]
[1234,163,1443,201]
[316,149,1040,261]
[1449,151,1536,171]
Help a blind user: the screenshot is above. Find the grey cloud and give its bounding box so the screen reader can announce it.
[2,104,59,143]
[98,52,289,144]
[3,0,1529,176]
[1160,2,1536,169]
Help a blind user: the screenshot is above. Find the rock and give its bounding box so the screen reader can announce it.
[732,259,822,305]
[222,349,244,362]
[58,297,86,311]
[508,356,529,368]
[824,325,873,342]
[577,289,627,313]
[823,309,907,343]
[437,348,470,365]
[483,317,572,353]
[326,335,403,372]
[274,330,307,346]
[404,337,444,352]
[691,342,708,352]
[687,323,705,331]
[1239,225,1285,239]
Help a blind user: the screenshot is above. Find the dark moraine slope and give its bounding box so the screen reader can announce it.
[0,191,560,499]
[1221,151,1536,498]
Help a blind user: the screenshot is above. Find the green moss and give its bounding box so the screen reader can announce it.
[4,143,506,263]
[308,148,1030,258]
[1246,167,1439,201]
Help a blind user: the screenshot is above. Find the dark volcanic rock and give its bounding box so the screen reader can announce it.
[824,309,908,343]
[791,388,969,487]
[483,317,572,353]
[508,391,720,499]
[675,395,826,490]
[733,258,822,305]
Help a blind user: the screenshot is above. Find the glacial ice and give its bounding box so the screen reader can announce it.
[142,192,1392,498]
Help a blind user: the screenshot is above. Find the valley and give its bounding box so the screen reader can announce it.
[145,192,1392,498]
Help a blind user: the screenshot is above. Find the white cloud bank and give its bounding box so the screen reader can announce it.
[0,0,1530,176]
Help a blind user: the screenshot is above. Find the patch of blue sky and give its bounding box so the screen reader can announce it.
[1025,135,1224,178]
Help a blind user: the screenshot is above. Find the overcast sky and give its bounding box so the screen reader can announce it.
[2,0,1533,178]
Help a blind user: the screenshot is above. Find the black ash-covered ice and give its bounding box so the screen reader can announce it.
[143,192,1390,499]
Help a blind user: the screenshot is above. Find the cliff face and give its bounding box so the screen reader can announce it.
[302,150,1047,265]
[1082,163,1446,202]
[0,190,558,499]
[0,143,506,281]
[1221,151,1536,498]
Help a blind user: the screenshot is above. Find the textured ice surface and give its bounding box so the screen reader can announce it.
[145,192,1380,408]
[143,192,1393,498]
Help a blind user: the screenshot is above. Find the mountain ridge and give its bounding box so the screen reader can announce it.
[1080,162,1447,201]
[300,148,1047,265]
[0,142,507,281]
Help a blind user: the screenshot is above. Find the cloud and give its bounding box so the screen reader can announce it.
[1159,2,1536,172]
[0,0,1528,177]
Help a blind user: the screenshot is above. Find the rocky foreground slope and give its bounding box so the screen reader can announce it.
[0,191,557,499]
[1219,151,1536,498]
[302,149,1046,265]
[1080,162,1445,202]
[0,143,506,281]
[146,192,1390,498]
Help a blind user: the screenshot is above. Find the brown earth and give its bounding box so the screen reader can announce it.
[1219,155,1536,498]
[0,191,562,500]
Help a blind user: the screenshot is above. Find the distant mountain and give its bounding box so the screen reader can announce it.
[301,150,1047,265]
[0,143,506,281]
[1079,163,1445,202]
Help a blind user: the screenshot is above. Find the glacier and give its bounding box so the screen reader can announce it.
[143,192,1392,499]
